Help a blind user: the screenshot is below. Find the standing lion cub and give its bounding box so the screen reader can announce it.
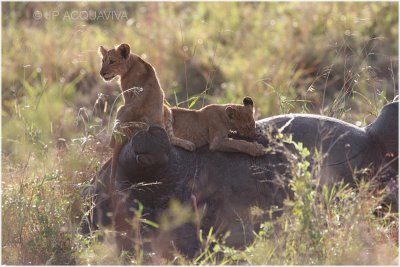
[98,43,164,199]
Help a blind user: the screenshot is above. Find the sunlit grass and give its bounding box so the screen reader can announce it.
[2,1,398,265]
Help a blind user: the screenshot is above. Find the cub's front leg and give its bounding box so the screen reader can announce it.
[166,124,196,151]
[170,135,196,151]
[163,105,196,151]
[110,105,128,148]
[109,105,149,148]
[209,137,266,157]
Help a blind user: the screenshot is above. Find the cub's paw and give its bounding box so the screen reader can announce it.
[171,138,196,152]
[176,141,196,152]
[185,141,196,152]
[252,143,267,157]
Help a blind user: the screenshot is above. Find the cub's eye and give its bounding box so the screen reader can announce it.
[109,60,115,65]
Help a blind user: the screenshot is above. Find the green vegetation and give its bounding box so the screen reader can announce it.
[2,2,398,265]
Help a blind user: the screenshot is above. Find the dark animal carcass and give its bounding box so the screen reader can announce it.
[82,101,398,259]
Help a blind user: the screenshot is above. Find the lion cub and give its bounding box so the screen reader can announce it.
[98,43,164,196]
[164,97,266,156]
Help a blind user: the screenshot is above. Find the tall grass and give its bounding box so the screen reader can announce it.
[71,140,399,265]
[2,2,398,265]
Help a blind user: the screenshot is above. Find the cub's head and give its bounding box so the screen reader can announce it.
[225,97,257,138]
[98,43,131,81]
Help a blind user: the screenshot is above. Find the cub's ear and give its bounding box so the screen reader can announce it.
[117,43,130,59]
[243,96,253,108]
[226,106,237,120]
[98,46,107,58]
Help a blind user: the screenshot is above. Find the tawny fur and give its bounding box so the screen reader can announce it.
[98,43,164,202]
[164,97,266,157]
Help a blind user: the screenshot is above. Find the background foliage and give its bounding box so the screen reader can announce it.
[1,2,398,264]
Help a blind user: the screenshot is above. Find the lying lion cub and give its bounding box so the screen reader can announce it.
[164,97,266,157]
